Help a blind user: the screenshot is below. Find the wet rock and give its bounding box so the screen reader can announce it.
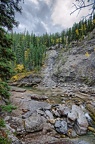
[25,114,43,133]
[55,120,68,134]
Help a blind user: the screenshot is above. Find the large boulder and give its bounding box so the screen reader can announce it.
[25,113,43,133]
[68,105,88,135]
[8,113,44,134]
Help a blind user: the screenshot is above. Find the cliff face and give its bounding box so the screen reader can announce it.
[41,29,95,87]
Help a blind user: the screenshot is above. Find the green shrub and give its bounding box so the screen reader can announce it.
[0,119,5,127]
[0,137,11,144]
[0,81,10,99]
[1,104,17,113]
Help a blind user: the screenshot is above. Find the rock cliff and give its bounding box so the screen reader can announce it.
[41,28,95,88]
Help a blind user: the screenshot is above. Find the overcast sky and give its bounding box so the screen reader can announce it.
[14,0,90,35]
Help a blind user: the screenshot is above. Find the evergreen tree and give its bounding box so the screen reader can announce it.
[0,0,23,98]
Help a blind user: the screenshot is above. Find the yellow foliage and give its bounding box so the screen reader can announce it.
[51,39,55,44]
[79,24,86,32]
[15,64,24,72]
[83,24,86,31]
[56,38,59,43]
[85,52,90,57]
[93,19,95,24]
[11,71,36,82]
[59,37,62,43]
[11,75,19,81]
[75,29,79,35]
[25,48,30,60]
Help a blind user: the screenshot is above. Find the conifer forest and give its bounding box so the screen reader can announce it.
[11,15,95,72]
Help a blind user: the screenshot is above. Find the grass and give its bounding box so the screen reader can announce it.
[0,137,11,144]
[0,119,5,127]
[1,104,17,113]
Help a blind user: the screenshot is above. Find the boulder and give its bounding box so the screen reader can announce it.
[55,120,68,134]
[23,100,50,118]
[25,114,43,133]
[57,104,71,116]
[45,110,54,119]
[68,105,88,135]
[30,94,48,101]
[10,117,25,134]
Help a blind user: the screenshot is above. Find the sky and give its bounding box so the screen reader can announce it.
[14,0,91,35]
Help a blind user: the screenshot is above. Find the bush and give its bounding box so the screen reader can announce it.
[0,119,5,127]
[15,64,24,73]
[0,137,11,144]
[0,81,10,99]
[1,104,17,113]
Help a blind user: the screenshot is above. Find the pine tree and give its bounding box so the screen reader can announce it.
[0,0,23,98]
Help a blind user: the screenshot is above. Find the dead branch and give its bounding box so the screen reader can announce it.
[70,0,95,17]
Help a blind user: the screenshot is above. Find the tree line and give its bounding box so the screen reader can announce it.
[11,14,95,73]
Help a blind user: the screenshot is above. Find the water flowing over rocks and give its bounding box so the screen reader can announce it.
[41,50,58,88]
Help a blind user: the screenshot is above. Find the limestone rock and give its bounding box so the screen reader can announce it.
[25,114,43,133]
[58,104,71,116]
[45,110,54,119]
[68,105,88,135]
[55,120,68,134]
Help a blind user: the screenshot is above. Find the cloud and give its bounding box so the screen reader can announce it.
[27,0,39,5]
[14,0,90,35]
[51,0,90,29]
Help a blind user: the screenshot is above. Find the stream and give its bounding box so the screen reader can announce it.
[8,84,95,144]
